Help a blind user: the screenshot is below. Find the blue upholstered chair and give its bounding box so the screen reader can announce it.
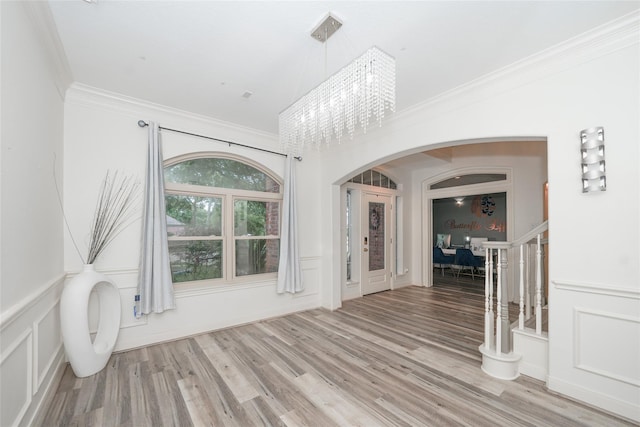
[433,247,455,276]
[453,248,484,279]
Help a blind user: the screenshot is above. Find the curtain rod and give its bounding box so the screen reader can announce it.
[137,120,302,161]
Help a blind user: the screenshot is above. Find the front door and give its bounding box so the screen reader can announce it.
[362,194,392,295]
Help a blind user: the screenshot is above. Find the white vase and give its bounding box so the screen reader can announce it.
[60,264,121,377]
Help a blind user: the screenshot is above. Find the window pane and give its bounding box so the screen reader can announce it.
[165,195,222,236]
[168,240,222,282]
[362,170,372,185]
[381,174,389,188]
[165,158,280,192]
[369,202,385,271]
[372,170,381,187]
[234,200,280,236]
[346,169,396,190]
[430,173,507,190]
[235,239,279,276]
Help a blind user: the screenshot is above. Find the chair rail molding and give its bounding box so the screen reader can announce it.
[0,273,65,331]
[553,279,640,299]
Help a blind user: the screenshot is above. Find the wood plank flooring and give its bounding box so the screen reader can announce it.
[42,284,634,427]
[433,267,548,332]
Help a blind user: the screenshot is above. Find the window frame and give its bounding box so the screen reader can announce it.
[164,153,283,287]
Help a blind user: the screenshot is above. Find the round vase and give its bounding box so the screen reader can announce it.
[60,264,121,377]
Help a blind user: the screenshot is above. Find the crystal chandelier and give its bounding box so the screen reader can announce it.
[279,14,396,156]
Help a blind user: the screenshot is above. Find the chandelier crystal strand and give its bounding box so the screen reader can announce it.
[280,46,396,156]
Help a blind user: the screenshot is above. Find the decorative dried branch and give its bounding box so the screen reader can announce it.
[86,171,140,264]
[53,156,85,264]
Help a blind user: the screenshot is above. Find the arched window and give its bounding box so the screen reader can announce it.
[347,169,397,189]
[164,155,282,284]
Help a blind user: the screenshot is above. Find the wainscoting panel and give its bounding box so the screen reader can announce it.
[0,330,32,427]
[33,300,62,390]
[113,257,323,352]
[574,307,640,387]
[295,256,320,298]
[550,279,640,422]
[0,274,66,427]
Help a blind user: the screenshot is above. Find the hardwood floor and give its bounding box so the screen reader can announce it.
[43,284,633,426]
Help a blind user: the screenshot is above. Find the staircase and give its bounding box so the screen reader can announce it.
[479,221,549,381]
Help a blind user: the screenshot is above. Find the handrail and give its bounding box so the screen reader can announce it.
[512,220,548,246]
[481,220,548,249]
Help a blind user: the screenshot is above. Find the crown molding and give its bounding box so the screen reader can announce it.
[23,1,73,101]
[391,10,640,123]
[66,83,280,144]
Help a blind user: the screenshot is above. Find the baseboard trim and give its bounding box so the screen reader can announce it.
[547,375,640,423]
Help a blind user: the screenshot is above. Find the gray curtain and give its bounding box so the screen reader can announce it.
[136,121,175,316]
[277,155,303,294]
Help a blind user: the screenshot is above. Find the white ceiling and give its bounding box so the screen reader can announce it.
[48,1,639,136]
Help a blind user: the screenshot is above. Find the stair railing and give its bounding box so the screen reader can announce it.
[480,221,548,365]
[511,221,548,335]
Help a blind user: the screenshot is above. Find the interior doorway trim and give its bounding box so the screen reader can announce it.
[422,167,514,288]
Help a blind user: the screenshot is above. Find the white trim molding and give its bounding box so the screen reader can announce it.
[0,273,65,331]
[553,279,640,300]
[547,375,640,424]
[0,330,33,427]
[392,10,640,125]
[0,274,66,427]
[574,307,640,387]
[65,83,279,145]
[23,1,73,99]
[32,299,63,391]
[549,279,640,423]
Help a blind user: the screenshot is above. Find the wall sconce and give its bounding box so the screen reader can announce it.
[454,197,464,206]
[580,127,606,192]
[464,235,471,248]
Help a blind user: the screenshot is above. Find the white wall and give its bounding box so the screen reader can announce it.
[0,2,70,426]
[62,85,324,351]
[319,12,639,420]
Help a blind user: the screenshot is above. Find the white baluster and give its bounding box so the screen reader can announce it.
[499,248,510,352]
[536,234,543,335]
[488,248,494,349]
[525,243,531,320]
[484,247,492,350]
[496,248,502,356]
[518,244,524,330]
